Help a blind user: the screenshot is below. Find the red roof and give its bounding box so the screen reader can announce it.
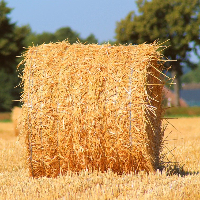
[163,87,188,107]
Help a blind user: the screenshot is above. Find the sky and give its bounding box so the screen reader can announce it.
[7,0,138,43]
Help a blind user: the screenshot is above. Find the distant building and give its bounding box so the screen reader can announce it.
[180,83,200,106]
[181,83,200,90]
[163,87,188,107]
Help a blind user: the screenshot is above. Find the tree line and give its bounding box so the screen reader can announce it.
[0,0,200,111]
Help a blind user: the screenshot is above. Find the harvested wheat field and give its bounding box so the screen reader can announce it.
[0,117,200,200]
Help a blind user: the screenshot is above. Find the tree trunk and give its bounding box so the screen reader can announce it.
[171,70,180,107]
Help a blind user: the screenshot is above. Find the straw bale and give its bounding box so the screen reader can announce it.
[19,41,167,178]
[11,106,22,136]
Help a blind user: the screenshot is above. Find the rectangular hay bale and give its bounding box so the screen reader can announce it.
[19,41,166,178]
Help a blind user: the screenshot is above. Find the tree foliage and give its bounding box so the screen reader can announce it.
[25,27,98,47]
[181,62,200,83]
[0,1,30,73]
[115,0,200,106]
[0,0,30,111]
[82,33,98,44]
[55,27,80,43]
[25,32,55,46]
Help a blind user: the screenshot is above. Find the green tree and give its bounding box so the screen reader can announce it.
[25,27,98,47]
[55,27,80,43]
[115,0,200,106]
[181,62,200,83]
[0,0,30,111]
[83,33,98,44]
[25,31,56,46]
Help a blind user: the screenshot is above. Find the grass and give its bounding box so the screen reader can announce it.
[164,106,200,117]
[0,119,11,123]
[0,117,199,199]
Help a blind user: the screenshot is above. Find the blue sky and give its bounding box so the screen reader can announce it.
[7,0,137,43]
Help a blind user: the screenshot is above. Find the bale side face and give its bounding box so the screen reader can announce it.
[20,42,165,178]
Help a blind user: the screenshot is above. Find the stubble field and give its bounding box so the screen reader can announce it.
[0,117,200,199]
